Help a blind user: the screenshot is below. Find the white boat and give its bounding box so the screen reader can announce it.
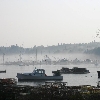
[16,68,63,81]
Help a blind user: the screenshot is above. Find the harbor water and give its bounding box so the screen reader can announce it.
[0,64,100,86]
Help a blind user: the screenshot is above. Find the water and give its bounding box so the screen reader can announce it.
[0,64,100,86]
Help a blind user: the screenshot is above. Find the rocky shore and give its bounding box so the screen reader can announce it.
[0,78,100,100]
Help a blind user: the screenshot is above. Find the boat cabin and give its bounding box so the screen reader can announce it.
[32,68,46,76]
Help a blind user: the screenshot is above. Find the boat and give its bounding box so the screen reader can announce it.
[97,71,100,78]
[0,70,6,73]
[52,67,90,74]
[19,63,25,66]
[16,67,63,81]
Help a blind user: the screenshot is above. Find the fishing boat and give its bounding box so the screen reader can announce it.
[52,67,90,74]
[16,67,63,81]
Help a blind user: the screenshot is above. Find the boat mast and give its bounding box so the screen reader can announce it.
[3,53,5,66]
[36,49,37,65]
[19,51,22,62]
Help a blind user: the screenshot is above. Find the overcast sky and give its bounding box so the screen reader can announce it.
[0,0,100,47]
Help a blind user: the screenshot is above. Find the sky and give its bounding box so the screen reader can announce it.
[0,0,100,48]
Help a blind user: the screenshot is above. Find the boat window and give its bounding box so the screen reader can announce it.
[39,71,42,73]
[42,71,44,73]
[40,71,44,73]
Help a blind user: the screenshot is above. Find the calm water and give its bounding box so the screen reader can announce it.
[0,64,100,86]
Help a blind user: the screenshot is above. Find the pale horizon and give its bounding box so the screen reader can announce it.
[0,0,100,48]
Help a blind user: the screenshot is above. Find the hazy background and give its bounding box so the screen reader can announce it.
[0,0,100,48]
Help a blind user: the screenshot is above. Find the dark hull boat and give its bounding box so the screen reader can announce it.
[97,71,100,78]
[0,70,6,73]
[52,67,90,74]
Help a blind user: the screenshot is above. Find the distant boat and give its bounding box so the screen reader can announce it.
[0,70,6,73]
[97,71,100,78]
[52,67,90,74]
[19,63,25,66]
[16,67,63,81]
[94,63,98,66]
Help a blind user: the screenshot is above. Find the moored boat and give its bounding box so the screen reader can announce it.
[0,70,6,73]
[97,71,100,78]
[16,67,63,81]
[52,67,90,74]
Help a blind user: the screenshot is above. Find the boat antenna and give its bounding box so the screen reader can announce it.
[19,51,22,62]
[36,49,37,65]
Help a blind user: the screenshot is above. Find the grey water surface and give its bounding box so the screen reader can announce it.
[0,64,100,86]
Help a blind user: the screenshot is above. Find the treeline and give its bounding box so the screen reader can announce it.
[0,41,100,55]
[86,47,100,55]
